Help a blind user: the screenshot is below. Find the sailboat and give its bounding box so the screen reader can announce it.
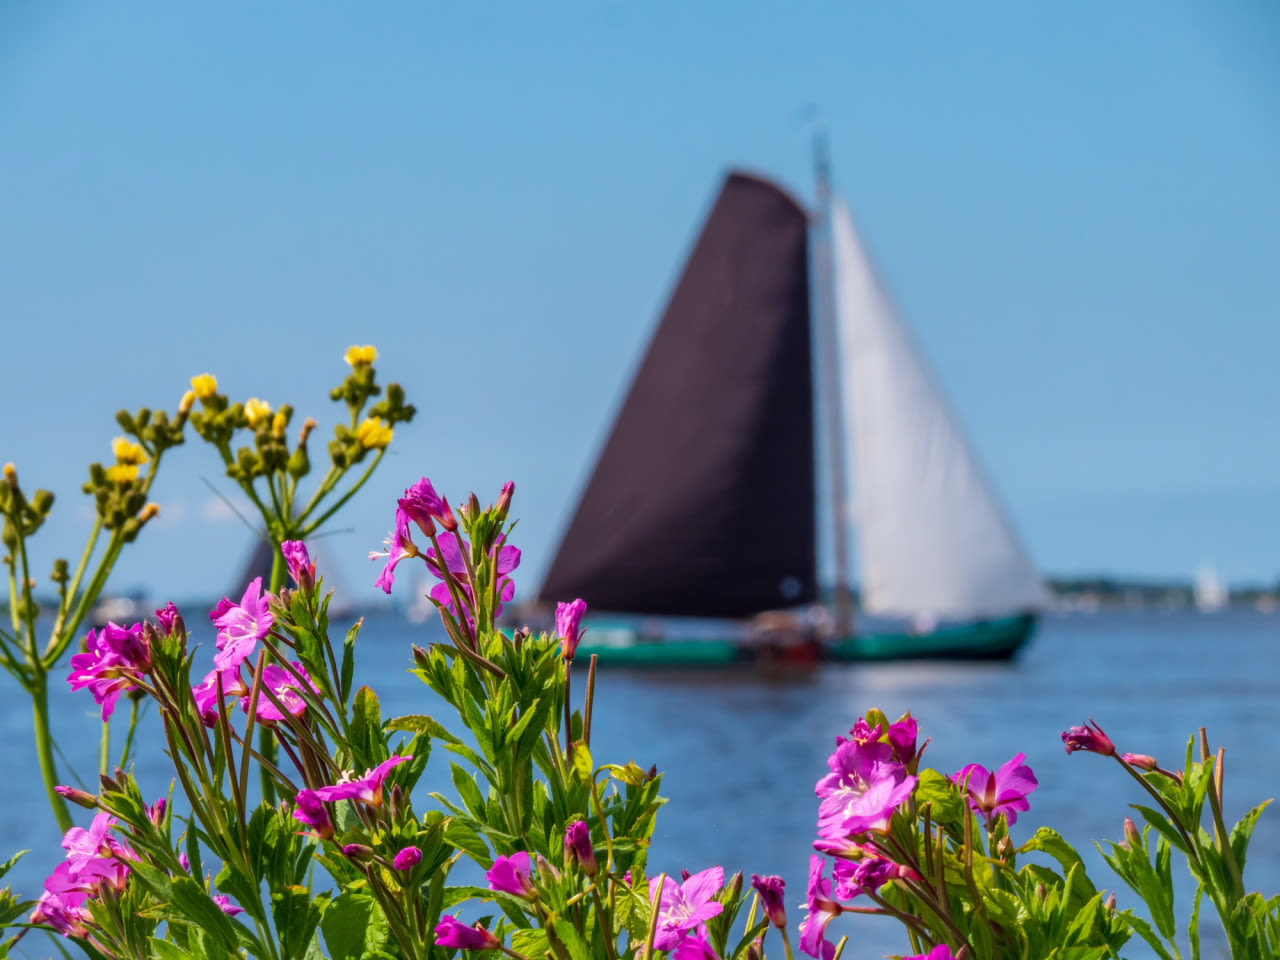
[534,151,1046,664]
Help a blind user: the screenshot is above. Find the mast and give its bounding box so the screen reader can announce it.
[811,131,855,635]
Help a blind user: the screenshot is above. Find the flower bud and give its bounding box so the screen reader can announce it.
[147,797,167,826]
[564,820,597,877]
[556,598,588,660]
[3,463,18,486]
[1124,816,1141,847]
[1122,753,1158,771]
[1061,719,1116,757]
[392,846,422,871]
[494,480,514,522]
[341,843,374,862]
[54,785,98,809]
[746,938,764,960]
[751,874,786,928]
[139,502,160,524]
[1105,893,1117,914]
[179,390,196,415]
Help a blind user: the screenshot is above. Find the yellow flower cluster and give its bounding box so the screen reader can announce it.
[190,373,219,399]
[105,464,139,485]
[344,344,378,368]
[356,417,394,450]
[244,398,273,428]
[111,437,149,466]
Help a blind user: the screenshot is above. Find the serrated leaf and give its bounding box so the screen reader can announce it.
[571,741,593,783]
[322,892,389,960]
[168,875,243,953]
[1230,799,1271,873]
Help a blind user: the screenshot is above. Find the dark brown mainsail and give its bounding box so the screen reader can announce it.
[538,171,816,618]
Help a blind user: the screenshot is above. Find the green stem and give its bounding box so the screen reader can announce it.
[300,450,385,534]
[98,718,110,778]
[31,670,72,832]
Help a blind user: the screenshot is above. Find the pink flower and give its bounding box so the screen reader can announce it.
[311,755,411,806]
[392,847,422,871]
[832,854,919,900]
[815,738,906,840]
[555,598,588,660]
[952,753,1039,827]
[833,772,916,837]
[649,866,724,950]
[799,855,841,960]
[211,577,273,671]
[673,931,721,960]
[34,815,135,937]
[213,894,244,916]
[371,507,422,594]
[906,947,955,960]
[751,874,786,928]
[433,915,500,950]
[281,541,315,589]
[426,534,520,620]
[487,851,534,897]
[242,662,319,723]
[564,820,598,877]
[153,602,183,636]
[292,790,333,840]
[192,665,247,727]
[68,621,150,720]
[1061,719,1116,757]
[398,477,456,536]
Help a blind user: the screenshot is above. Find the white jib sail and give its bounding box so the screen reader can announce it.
[831,196,1047,619]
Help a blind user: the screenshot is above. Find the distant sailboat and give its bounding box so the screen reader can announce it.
[1194,563,1229,613]
[536,153,1044,663]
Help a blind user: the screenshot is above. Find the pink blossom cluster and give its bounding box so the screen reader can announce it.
[801,713,1041,959]
[371,477,521,625]
[67,621,152,721]
[31,812,134,937]
[189,542,319,727]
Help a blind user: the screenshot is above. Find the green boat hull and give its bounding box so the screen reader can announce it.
[826,613,1037,662]
[573,614,1037,667]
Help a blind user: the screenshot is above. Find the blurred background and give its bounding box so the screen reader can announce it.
[3,2,1278,605]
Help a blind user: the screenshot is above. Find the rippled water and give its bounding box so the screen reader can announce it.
[2,609,1276,958]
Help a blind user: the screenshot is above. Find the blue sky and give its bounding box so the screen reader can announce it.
[2,3,1279,603]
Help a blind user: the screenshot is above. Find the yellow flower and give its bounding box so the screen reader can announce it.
[105,464,139,485]
[111,437,149,466]
[344,344,378,368]
[190,373,219,399]
[355,417,393,450]
[271,411,288,438]
[244,398,273,428]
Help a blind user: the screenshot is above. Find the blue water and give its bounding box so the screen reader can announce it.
[3,609,1276,959]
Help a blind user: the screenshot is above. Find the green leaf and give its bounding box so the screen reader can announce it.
[1117,912,1178,960]
[148,940,195,960]
[322,892,389,960]
[273,884,324,960]
[511,928,550,958]
[168,875,244,954]
[1188,884,1203,960]
[350,686,384,766]
[0,851,26,883]
[340,620,360,704]
[1132,804,1189,856]
[1230,799,1272,873]
[915,768,964,827]
[451,763,488,819]
[571,741,594,783]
